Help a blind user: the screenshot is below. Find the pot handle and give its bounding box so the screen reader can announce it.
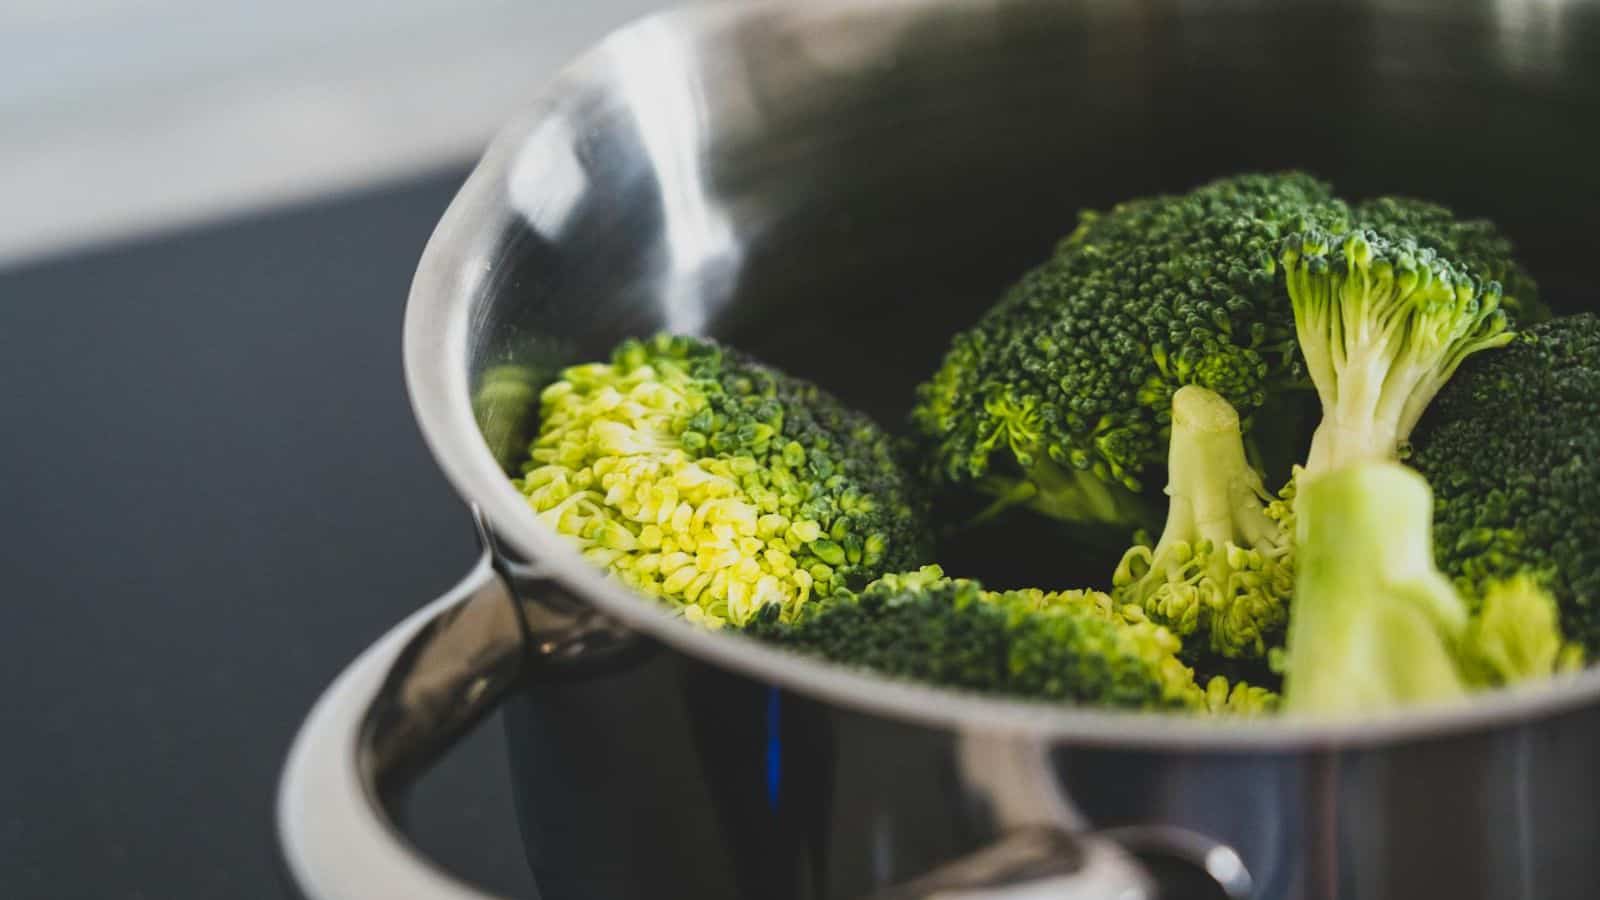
[276,509,630,900]
[867,824,1253,900]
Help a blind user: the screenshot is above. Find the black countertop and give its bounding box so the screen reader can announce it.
[2,169,538,899]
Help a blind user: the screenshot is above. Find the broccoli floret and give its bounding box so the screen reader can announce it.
[749,566,1277,713]
[514,334,932,627]
[1353,196,1545,321]
[1410,314,1600,652]
[911,176,1546,532]
[1462,575,1585,686]
[1283,462,1573,716]
[1281,227,1513,474]
[1200,674,1280,716]
[912,173,1351,528]
[1112,386,1292,660]
[1283,462,1474,714]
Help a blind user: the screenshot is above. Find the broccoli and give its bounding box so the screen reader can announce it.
[514,334,931,627]
[1280,227,1513,474]
[912,173,1351,528]
[1282,462,1471,714]
[749,566,1277,713]
[1462,575,1585,686]
[498,175,1570,718]
[1111,386,1292,660]
[1352,196,1544,321]
[911,175,1541,530]
[1410,314,1600,652]
[1283,461,1575,716]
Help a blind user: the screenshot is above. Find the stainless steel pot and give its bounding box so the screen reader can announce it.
[277,1,1600,897]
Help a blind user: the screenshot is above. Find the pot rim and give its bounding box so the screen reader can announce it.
[404,0,1600,752]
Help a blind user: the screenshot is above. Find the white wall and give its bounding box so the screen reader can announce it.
[0,0,673,266]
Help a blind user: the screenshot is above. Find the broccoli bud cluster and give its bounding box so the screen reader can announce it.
[515,335,930,627]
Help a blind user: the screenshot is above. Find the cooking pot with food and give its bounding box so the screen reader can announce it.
[277,1,1600,897]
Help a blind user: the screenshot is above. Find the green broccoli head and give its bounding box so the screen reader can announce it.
[1112,386,1293,660]
[911,177,1547,534]
[1353,196,1545,322]
[912,172,1352,529]
[749,565,1276,713]
[1410,314,1600,653]
[1281,227,1513,474]
[515,334,932,627]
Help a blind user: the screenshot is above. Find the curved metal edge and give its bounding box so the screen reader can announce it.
[401,0,1600,754]
[864,823,1253,900]
[865,826,1155,900]
[275,554,510,900]
[1096,825,1254,900]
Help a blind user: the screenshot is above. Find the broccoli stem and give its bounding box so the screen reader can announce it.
[975,456,1150,528]
[1283,462,1470,715]
[1161,386,1283,552]
[1112,386,1291,658]
[1286,229,1512,475]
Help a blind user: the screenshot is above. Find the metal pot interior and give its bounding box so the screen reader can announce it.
[425,0,1600,739]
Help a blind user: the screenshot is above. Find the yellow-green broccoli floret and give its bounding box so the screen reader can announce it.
[515,334,931,627]
[1462,575,1585,686]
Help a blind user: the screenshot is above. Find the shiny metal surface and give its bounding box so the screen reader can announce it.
[866,827,1157,899]
[282,0,1600,898]
[279,549,511,900]
[277,511,637,900]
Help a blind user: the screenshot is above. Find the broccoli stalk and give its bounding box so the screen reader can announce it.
[1283,462,1471,714]
[1281,229,1512,474]
[1285,461,1581,715]
[972,454,1152,528]
[1112,386,1292,659]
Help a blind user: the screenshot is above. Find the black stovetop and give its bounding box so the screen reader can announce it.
[1,169,538,899]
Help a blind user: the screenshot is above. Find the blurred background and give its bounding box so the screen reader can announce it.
[0,2,672,897]
[2,0,662,266]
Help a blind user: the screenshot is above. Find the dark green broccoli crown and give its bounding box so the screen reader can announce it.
[1353,196,1544,321]
[518,333,931,626]
[749,567,1216,710]
[912,172,1351,524]
[1410,314,1600,651]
